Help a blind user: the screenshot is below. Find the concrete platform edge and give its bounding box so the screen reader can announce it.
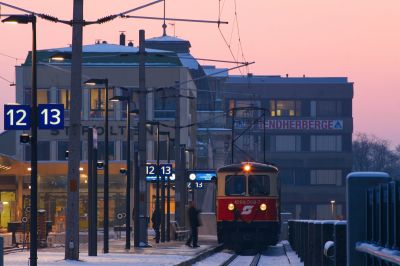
[174,244,223,266]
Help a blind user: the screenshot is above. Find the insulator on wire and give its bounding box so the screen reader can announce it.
[39,13,59,23]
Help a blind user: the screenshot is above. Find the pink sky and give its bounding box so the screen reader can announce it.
[1,0,399,146]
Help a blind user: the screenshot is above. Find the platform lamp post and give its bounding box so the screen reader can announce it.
[159,131,170,242]
[186,148,195,201]
[110,95,139,249]
[2,14,38,266]
[146,120,161,243]
[84,78,110,253]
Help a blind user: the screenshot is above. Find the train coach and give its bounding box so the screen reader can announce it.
[215,162,280,250]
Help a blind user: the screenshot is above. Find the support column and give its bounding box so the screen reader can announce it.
[16,176,24,221]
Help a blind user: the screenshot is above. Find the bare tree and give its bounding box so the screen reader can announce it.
[352,133,400,178]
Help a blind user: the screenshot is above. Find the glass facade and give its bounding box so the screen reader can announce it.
[89,88,114,119]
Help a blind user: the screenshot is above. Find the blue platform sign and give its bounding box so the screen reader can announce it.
[4,104,31,130]
[187,181,205,189]
[38,104,64,129]
[186,170,216,182]
[146,163,173,182]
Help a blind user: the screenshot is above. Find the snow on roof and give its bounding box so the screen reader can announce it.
[178,53,199,70]
[45,43,171,54]
[226,75,349,84]
[202,66,229,78]
[347,172,390,178]
[146,35,189,42]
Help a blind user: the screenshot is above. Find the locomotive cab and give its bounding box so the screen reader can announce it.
[216,162,280,249]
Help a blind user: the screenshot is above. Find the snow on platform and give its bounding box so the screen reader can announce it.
[5,251,191,266]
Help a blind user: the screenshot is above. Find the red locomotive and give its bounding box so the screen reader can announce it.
[216,162,280,249]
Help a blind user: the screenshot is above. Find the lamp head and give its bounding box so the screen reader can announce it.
[50,52,72,61]
[130,109,139,115]
[110,96,128,102]
[84,78,108,86]
[2,15,35,24]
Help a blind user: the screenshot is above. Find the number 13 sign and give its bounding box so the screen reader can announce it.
[38,104,64,129]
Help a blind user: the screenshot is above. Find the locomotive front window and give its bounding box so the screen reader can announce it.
[225,175,246,195]
[248,175,270,196]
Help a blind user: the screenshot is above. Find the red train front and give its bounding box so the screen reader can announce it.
[216,162,280,250]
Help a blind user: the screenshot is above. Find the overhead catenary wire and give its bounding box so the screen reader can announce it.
[233,0,248,73]
[0,74,14,85]
[0,52,23,62]
[121,15,228,25]
[0,0,164,26]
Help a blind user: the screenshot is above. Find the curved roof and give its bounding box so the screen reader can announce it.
[217,162,278,173]
[146,35,190,43]
[45,43,171,53]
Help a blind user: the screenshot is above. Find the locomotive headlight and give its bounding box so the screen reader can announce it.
[228,203,235,211]
[260,203,267,211]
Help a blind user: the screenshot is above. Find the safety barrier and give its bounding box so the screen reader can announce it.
[288,172,400,266]
[288,220,346,266]
[353,179,400,265]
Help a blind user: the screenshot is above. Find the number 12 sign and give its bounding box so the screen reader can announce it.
[4,104,31,130]
[38,104,64,129]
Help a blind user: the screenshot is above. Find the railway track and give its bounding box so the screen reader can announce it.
[3,246,26,255]
[195,242,299,266]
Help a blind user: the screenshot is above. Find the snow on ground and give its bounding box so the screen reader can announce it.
[5,251,191,266]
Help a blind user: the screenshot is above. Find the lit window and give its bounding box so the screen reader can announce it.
[89,88,114,119]
[270,100,301,117]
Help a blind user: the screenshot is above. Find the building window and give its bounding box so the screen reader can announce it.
[280,169,295,184]
[154,88,175,119]
[97,141,115,160]
[24,88,49,105]
[25,141,50,161]
[228,100,261,117]
[271,135,301,152]
[58,89,70,118]
[57,141,69,161]
[310,135,342,152]
[89,88,114,119]
[311,100,342,116]
[270,100,301,117]
[310,170,342,185]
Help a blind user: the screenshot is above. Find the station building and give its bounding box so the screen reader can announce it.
[0,37,197,231]
[0,33,353,231]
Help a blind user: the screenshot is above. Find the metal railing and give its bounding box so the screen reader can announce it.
[354,180,400,265]
[288,220,346,266]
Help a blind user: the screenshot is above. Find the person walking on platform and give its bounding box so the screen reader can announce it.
[186,202,201,248]
[152,207,161,243]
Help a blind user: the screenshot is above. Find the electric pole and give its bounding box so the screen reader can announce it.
[174,82,186,226]
[65,0,83,260]
[138,29,149,245]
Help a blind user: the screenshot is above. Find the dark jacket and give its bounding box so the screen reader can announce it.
[188,206,201,228]
[151,209,161,229]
